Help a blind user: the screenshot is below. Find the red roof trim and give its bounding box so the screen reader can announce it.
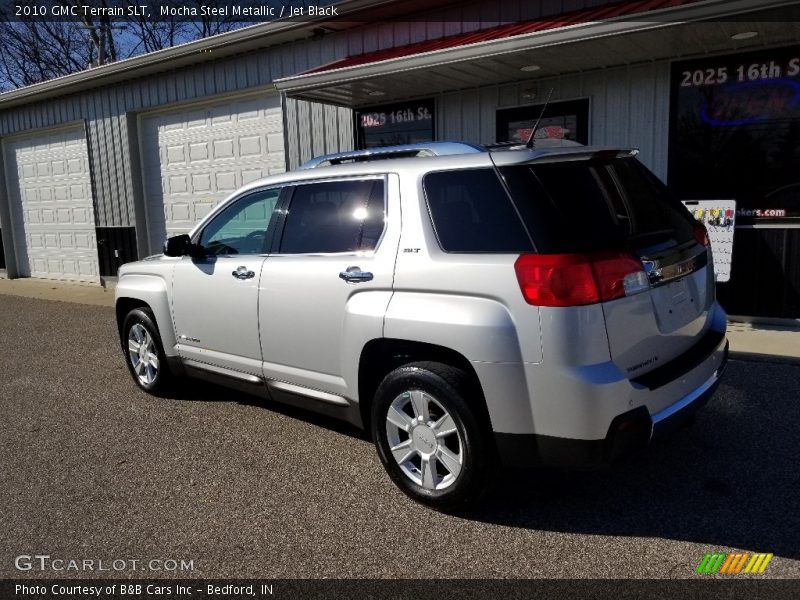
[304,0,699,75]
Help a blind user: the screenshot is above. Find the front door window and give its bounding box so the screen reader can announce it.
[198,188,281,256]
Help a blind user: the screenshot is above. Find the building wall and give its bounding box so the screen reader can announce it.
[436,60,672,181]
[0,47,356,229]
[0,0,624,223]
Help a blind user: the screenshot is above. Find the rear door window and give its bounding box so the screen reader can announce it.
[279,179,385,254]
[500,157,694,254]
[423,168,533,252]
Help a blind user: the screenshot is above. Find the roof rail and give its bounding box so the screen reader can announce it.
[299,141,484,169]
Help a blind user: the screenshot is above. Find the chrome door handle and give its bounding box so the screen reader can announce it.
[232,266,255,280]
[339,266,374,283]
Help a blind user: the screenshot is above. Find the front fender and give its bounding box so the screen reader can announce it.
[115,273,177,356]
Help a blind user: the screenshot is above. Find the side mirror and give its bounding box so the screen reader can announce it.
[163,234,197,257]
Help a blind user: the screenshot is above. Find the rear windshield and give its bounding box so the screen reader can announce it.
[499,157,695,254]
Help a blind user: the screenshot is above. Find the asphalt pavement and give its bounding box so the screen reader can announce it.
[0,294,798,579]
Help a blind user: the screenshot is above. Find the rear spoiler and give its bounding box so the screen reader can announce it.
[488,147,640,167]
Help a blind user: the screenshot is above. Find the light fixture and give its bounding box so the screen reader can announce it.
[731,31,758,40]
[520,64,541,72]
[367,90,386,97]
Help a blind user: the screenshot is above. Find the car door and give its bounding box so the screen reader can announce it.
[258,175,400,400]
[171,186,284,377]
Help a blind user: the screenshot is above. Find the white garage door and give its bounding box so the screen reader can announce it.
[4,127,99,283]
[141,94,286,253]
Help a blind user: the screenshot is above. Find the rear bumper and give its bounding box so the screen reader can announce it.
[495,339,729,468]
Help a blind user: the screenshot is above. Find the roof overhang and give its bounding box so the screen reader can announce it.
[275,0,800,107]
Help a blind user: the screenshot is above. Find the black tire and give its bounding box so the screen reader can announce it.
[121,307,173,394]
[371,361,493,510]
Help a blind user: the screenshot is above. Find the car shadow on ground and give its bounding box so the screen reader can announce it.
[157,376,371,441]
[465,360,800,560]
[158,360,798,560]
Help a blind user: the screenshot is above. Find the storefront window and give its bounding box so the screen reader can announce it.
[355,99,435,149]
[668,46,800,224]
[496,99,589,145]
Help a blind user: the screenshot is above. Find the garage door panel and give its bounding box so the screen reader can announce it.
[241,168,265,185]
[194,202,215,221]
[191,173,212,192]
[5,127,99,283]
[168,175,188,194]
[166,144,186,165]
[189,142,209,161]
[142,94,286,252]
[32,258,47,273]
[212,139,234,159]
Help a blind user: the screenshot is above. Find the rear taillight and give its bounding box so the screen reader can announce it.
[514,251,648,307]
[693,220,710,247]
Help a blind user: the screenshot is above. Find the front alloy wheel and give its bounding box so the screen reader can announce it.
[128,323,159,386]
[121,307,172,394]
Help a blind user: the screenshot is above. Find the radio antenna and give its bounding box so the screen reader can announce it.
[526,87,554,149]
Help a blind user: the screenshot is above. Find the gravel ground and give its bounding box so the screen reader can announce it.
[0,295,798,579]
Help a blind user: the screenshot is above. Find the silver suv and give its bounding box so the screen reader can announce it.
[115,142,729,509]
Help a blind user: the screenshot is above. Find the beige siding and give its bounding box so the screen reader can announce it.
[436,61,672,181]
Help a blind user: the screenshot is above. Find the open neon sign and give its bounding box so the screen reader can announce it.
[700,79,800,127]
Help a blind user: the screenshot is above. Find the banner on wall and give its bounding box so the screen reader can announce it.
[682,200,736,282]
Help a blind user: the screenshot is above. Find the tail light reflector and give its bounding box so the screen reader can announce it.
[514,251,648,307]
[693,220,710,247]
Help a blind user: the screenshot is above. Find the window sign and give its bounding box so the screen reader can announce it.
[669,46,800,224]
[356,99,435,149]
[496,99,589,145]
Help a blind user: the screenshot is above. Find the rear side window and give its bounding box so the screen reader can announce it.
[423,168,533,252]
[500,157,694,254]
[280,179,385,254]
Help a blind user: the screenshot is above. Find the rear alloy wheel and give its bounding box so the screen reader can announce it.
[372,362,492,510]
[122,308,172,394]
[386,390,463,491]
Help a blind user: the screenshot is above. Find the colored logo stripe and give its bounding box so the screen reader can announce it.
[697,553,726,574]
[697,552,773,574]
[745,553,774,574]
